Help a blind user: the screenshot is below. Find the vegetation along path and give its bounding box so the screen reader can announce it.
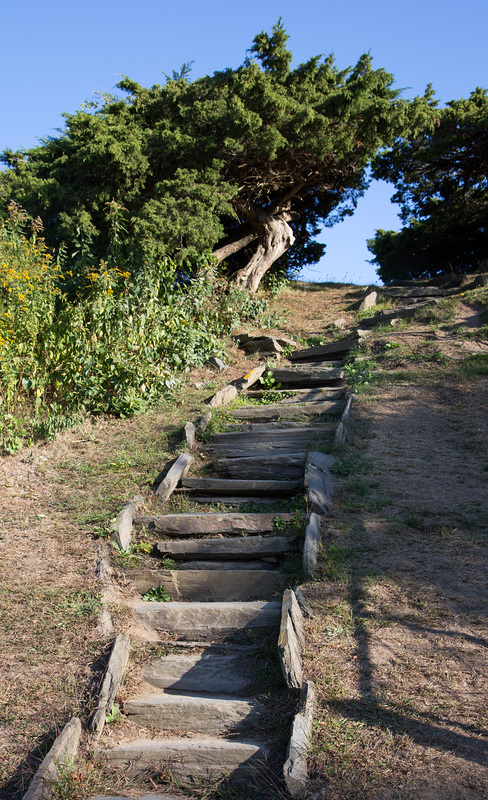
[1,278,487,799]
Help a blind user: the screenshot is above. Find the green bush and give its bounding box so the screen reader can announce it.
[0,201,271,453]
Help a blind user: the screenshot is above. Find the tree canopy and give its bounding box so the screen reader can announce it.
[368,87,488,283]
[2,21,433,290]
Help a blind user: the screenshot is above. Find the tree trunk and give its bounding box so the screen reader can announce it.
[231,210,295,292]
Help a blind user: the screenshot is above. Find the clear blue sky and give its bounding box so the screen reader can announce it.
[2,0,486,285]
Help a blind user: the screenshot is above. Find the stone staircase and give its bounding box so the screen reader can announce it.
[88,344,349,798]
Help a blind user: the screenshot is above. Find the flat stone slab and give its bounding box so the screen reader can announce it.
[133,512,296,536]
[143,652,261,694]
[305,451,335,515]
[205,384,238,408]
[210,428,333,456]
[156,535,296,560]
[284,680,317,797]
[89,633,131,738]
[213,452,306,480]
[228,401,344,422]
[123,692,264,734]
[23,717,81,800]
[103,738,270,782]
[264,366,343,387]
[180,477,302,496]
[278,590,305,690]
[289,335,363,362]
[177,560,277,570]
[130,568,285,601]
[133,600,281,639]
[155,454,193,502]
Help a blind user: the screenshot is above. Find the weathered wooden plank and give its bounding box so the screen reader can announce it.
[265,366,344,387]
[341,392,353,424]
[283,680,317,797]
[226,421,334,432]
[304,451,335,515]
[89,633,131,738]
[156,535,296,560]
[155,453,193,502]
[180,477,302,496]
[213,452,306,479]
[133,512,296,536]
[212,427,332,444]
[228,401,344,422]
[289,335,362,362]
[302,513,322,580]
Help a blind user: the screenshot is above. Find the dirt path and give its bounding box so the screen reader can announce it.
[305,300,488,799]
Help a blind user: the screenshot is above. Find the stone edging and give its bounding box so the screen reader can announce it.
[22,717,81,800]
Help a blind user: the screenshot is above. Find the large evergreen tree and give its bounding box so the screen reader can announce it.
[369,87,488,282]
[1,21,432,290]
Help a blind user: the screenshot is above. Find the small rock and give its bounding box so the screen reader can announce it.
[359,289,379,310]
[333,318,347,329]
[209,356,227,371]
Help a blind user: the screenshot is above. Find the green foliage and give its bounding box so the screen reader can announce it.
[2,24,430,289]
[0,200,274,453]
[369,87,488,281]
[142,585,171,602]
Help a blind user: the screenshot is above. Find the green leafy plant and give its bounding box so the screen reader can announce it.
[142,585,171,602]
[105,703,123,723]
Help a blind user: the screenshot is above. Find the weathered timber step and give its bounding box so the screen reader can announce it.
[289,336,361,362]
[130,568,285,601]
[90,795,180,800]
[176,560,278,570]
[180,477,302,496]
[143,651,263,694]
[188,495,289,506]
[133,600,281,639]
[228,421,334,431]
[123,692,264,734]
[263,366,343,387]
[227,401,344,422]
[133,511,296,535]
[103,737,270,782]
[244,387,343,400]
[213,452,306,479]
[156,535,296,560]
[210,427,334,456]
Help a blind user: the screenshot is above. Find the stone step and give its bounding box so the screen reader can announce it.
[213,452,306,479]
[289,335,361,362]
[228,421,334,431]
[180,477,302,496]
[130,568,285,601]
[123,692,264,734]
[132,600,281,639]
[90,795,180,800]
[244,387,343,399]
[103,737,270,783]
[178,560,278,570]
[227,400,344,422]
[142,651,262,694]
[187,495,289,506]
[156,535,296,560]
[264,366,344,387]
[133,511,296,536]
